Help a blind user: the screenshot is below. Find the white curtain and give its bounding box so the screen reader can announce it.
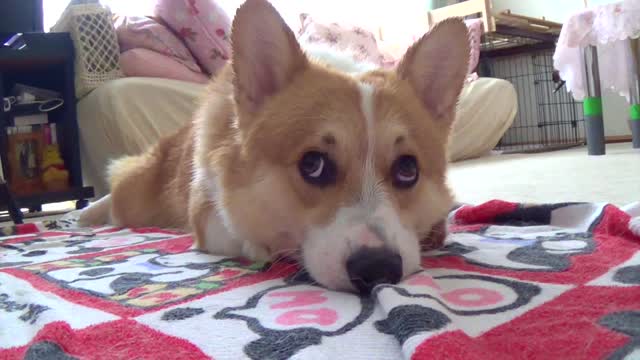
[44,1,427,32]
[43,0,428,49]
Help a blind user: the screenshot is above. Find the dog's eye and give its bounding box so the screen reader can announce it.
[299,151,336,187]
[391,155,419,189]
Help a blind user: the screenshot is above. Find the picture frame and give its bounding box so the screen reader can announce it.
[7,130,44,195]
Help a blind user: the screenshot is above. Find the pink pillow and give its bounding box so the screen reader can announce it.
[115,16,203,74]
[297,14,391,67]
[154,0,231,76]
[120,48,210,84]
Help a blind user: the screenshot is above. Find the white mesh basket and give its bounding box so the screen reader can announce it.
[52,4,122,98]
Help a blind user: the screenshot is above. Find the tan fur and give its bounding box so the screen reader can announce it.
[109,125,194,229]
[99,0,470,287]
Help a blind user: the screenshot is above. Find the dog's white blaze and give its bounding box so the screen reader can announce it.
[356,81,422,277]
[300,51,422,290]
[358,82,380,206]
[302,81,422,291]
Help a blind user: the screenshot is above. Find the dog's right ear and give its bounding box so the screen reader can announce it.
[231,0,308,120]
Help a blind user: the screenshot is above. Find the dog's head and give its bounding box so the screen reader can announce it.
[209,0,469,293]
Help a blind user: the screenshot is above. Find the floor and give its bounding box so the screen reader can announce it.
[0,202,74,227]
[448,142,640,206]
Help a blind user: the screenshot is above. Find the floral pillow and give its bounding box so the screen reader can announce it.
[114,16,203,74]
[297,13,394,67]
[120,48,210,84]
[154,0,231,76]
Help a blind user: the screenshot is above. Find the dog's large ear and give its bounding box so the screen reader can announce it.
[231,0,308,117]
[396,19,470,122]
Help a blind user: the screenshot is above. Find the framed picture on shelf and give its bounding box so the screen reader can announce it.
[7,131,44,195]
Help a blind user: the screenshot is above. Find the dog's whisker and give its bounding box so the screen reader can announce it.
[271,247,302,258]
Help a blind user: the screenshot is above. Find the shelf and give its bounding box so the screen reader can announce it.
[0,33,73,70]
[1,32,92,224]
[0,49,68,69]
[6,187,94,210]
[3,102,44,118]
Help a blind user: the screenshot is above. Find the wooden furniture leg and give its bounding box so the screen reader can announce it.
[0,182,23,224]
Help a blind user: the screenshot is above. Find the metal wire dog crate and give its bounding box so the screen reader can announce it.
[427,2,585,153]
[479,48,586,153]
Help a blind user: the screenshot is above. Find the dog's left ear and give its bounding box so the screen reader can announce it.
[231,0,308,118]
[397,18,470,123]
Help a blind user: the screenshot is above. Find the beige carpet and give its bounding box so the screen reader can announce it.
[448,143,640,206]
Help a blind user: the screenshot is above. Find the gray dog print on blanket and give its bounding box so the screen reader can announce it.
[431,226,595,271]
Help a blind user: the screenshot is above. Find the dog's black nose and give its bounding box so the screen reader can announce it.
[346,247,403,294]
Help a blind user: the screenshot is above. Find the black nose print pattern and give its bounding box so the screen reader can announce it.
[346,247,403,294]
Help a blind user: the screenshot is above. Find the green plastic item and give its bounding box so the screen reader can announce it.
[583,97,603,117]
[630,104,640,121]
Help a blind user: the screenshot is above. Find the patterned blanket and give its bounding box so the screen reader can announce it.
[1,201,639,360]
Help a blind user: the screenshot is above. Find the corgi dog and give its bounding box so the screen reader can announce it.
[79,0,470,293]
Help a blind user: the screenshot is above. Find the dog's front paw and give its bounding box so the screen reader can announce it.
[77,195,112,227]
[241,241,272,262]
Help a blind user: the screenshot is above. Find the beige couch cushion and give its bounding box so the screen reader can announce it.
[450,78,518,161]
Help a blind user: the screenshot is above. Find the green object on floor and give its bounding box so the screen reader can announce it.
[196,282,221,290]
[583,97,603,117]
[630,104,640,121]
